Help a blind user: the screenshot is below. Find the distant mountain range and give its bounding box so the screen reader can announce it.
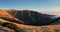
[0,9,60,26]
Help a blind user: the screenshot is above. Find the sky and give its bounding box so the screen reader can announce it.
[0,0,60,10]
[0,0,60,16]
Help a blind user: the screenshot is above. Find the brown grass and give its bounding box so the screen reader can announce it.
[0,19,60,32]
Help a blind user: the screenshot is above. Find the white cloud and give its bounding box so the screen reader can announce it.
[34,8,60,17]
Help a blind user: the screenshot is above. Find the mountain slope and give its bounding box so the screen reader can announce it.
[0,9,24,23]
[8,10,56,26]
[0,18,60,32]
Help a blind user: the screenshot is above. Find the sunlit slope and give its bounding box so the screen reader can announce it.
[0,9,21,22]
[0,18,60,32]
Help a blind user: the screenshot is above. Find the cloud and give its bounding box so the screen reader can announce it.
[35,8,60,17]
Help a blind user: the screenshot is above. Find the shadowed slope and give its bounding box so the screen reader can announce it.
[51,17,60,24]
[8,10,56,26]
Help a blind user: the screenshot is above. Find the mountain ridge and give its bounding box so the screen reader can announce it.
[8,9,56,26]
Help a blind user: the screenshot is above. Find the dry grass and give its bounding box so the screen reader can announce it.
[0,10,22,22]
[0,19,60,32]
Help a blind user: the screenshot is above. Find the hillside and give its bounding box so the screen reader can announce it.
[0,9,60,26]
[8,10,56,26]
[0,19,60,32]
[0,9,24,23]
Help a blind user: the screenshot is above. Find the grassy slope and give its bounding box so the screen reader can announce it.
[0,19,60,32]
[0,9,22,22]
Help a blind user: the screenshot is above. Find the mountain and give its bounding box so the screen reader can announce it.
[8,10,56,26]
[0,9,60,26]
